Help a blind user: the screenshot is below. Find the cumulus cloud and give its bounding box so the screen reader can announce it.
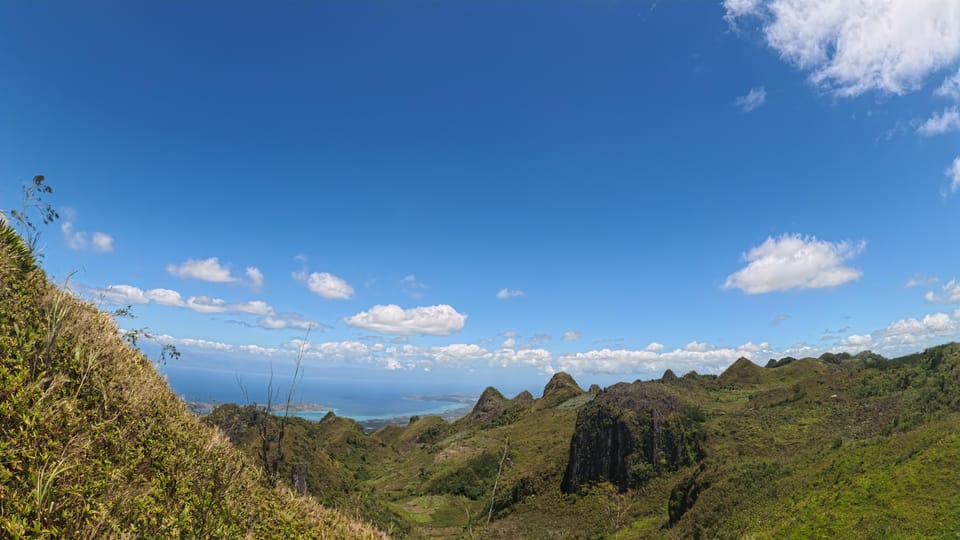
[493,347,553,372]
[167,257,238,283]
[724,0,960,97]
[736,86,767,112]
[344,304,466,335]
[873,312,958,348]
[294,271,354,299]
[724,234,865,294]
[557,341,775,375]
[561,330,582,342]
[246,267,264,289]
[917,107,960,136]
[496,288,525,300]
[645,342,665,352]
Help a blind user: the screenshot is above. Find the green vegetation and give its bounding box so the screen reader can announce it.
[0,221,385,538]
[211,343,960,539]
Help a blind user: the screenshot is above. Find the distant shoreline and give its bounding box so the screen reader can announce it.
[187,394,476,429]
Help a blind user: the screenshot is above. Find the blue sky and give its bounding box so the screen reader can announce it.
[2,1,959,393]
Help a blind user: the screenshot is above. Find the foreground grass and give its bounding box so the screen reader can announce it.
[0,224,385,538]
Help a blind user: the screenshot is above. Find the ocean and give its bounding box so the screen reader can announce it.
[159,363,479,422]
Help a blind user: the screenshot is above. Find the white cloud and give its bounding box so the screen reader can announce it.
[875,312,958,348]
[145,288,185,306]
[257,314,319,331]
[917,107,960,136]
[944,280,960,303]
[239,344,285,357]
[906,274,939,287]
[100,284,150,305]
[561,330,581,342]
[557,341,774,375]
[59,210,114,253]
[294,271,354,300]
[496,288,526,300]
[926,279,960,304]
[645,342,665,352]
[724,0,960,97]
[736,86,767,112]
[428,344,491,363]
[935,69,960,100]
[840,333,874,347]
[91,232,114,252]
[167,257,238,283]
[501,337,517,349]
[684,341,709,352]
[246,267,264,289]
[946,156,960,194]
[344,304,466,335]
[724,234,865,294]
[152,333,234,352]
[493,346,553,372]
[96,284,275,316]
[61,221,86,250]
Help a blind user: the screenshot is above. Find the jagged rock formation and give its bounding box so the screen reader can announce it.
[661,369,678,382]
[561,382,705,493]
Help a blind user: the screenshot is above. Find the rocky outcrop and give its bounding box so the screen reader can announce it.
[668,465,710,526]
[561,382,705,493]
[539,372,585,408]
[457,387,534,429]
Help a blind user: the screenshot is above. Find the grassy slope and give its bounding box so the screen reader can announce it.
[0,225,385,539]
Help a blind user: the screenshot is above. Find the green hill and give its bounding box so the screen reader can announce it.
[210,342,960,538]
[0,224,385,538]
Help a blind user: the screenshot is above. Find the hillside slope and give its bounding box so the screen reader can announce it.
[0,224,385,538]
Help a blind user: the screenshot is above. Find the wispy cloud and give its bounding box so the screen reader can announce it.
[496,288,525,300]
[916,107,960,137]
[735,86,767,112]
[60,210,113,252]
